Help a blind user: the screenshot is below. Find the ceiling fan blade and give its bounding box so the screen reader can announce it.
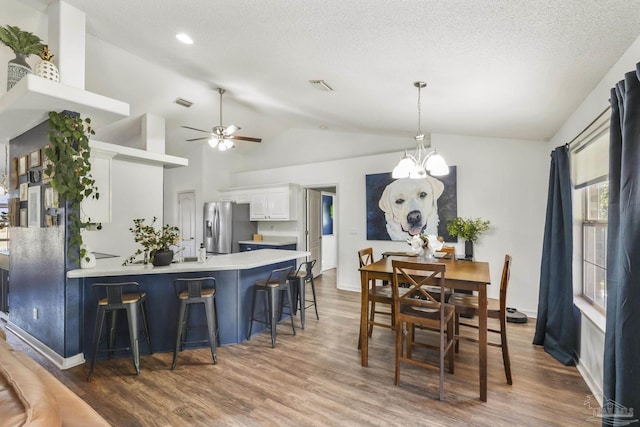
[181,125,210,133]
[223,125,240,136]
[229,135,262,143]
[186,136,211,142]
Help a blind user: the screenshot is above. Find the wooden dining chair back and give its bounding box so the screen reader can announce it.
[391,260,455,401]
[357,248,396,350]
[450,254,513,384]
[439,246,455,260]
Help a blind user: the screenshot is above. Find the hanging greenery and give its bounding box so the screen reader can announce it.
[43,111,98,262]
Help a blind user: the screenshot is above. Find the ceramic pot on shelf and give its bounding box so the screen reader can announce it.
[7,52,31,91]
[35,46,59,82]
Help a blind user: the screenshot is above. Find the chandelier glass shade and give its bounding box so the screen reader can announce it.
[392,82,449,179]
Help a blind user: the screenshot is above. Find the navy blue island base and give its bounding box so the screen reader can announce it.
[67,250,308,361]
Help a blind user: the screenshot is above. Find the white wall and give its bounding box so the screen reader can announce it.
[227,130,548,315]
[82,158,164,257]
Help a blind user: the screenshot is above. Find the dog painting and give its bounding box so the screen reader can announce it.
[366,167,457,241]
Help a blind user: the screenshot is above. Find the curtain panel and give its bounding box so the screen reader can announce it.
[533,145,576,365]
[602,66,640,424]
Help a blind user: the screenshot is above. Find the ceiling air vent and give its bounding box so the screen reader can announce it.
[309,80,333,91]
[174,98,193,108]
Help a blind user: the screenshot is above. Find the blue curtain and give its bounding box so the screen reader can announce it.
[603,67,640,423]
[533,145,575,365]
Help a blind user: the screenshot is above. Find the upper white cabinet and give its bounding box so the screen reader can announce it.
[220,183,300,221]
[80,149,114,224]
[219,188,252,204]
[249,184,299,221]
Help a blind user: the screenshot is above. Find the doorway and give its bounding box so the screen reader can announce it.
[305,186,337,278]
[178,191,196,257]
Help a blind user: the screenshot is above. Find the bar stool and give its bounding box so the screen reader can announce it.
[87,282,152,381]
[172,277,218,369]
[288,260,319,329]
[247,266,295,347]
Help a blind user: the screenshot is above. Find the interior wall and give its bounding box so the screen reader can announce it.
[82,158,164,258]
[227,130,548,316]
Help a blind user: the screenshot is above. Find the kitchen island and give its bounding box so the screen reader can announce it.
[67,249,310,361]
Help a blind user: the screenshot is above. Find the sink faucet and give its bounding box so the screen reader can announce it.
[173,246,186,263]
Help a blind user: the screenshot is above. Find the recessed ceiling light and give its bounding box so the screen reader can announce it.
[176,33,194,44]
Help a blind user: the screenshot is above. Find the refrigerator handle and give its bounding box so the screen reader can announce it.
[213,205,220,242]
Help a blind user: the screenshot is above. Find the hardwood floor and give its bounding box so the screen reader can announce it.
[3,269,595,426]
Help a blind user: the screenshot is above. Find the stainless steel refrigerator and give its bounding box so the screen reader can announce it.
[203,202,257,254]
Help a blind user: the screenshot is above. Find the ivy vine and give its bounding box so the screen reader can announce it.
[43,111,98,262]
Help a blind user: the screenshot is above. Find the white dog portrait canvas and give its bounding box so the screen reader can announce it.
[366,167,457,241]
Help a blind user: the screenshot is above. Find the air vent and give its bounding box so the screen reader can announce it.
[174,98,193,108]
[309,80,333,91]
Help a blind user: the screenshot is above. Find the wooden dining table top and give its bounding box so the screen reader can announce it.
[360,256,491,285]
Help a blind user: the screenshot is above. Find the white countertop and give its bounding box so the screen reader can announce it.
[67,249,310,278]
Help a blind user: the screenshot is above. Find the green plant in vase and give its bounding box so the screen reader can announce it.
[446,217,490,259]
[0,24,44,89]
[44,111,98,263]
[123,217,180,266]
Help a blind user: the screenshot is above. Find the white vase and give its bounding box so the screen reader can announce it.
[35,59,59,82]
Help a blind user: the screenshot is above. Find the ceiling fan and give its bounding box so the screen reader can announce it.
[182,88,262,151]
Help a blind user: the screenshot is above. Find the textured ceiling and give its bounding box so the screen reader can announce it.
[27,0,640,155]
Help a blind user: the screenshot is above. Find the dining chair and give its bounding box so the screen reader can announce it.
[357,248,394,350]
[391,260,455,401]
[439,246,455,260]
[449,254,513,385]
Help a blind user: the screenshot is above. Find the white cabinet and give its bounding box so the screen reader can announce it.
[219,188,251,204]
[80,149,114,224]
[249,185,298,221]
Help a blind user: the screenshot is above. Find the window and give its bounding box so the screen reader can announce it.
[570,107,610,314]
[582,181,607,312]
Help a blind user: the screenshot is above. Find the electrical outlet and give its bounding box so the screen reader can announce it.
[32,308,38,320]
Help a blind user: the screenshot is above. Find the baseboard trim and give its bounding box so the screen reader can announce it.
[577,360,603,406]
[6,322,85,370]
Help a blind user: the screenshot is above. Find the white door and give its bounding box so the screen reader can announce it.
[178,191,196,257]
[306,189,322,277]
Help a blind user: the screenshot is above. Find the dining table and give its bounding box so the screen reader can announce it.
[359,254,492,401]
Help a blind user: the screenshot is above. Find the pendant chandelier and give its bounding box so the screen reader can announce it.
[392,81,449,179]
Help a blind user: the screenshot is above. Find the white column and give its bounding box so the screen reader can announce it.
[47,1,86,89]
[142,113,166,154]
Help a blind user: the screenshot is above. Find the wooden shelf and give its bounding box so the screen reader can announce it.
[0,74,130,142]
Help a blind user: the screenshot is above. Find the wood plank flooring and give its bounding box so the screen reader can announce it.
[3,269,596,426]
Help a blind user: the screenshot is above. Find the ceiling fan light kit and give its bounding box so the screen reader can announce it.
[392,81,449,179]
[182,87,262,151]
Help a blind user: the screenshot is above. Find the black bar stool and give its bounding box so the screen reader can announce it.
[172,277,218,369]
[247,266,295,347]
[87,282,152,381]
[288,260,319,329]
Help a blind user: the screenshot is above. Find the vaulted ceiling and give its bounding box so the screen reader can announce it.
[26,0,640,156]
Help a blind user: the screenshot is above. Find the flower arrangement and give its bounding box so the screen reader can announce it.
[407,233,444,257]
[123,217,180,265]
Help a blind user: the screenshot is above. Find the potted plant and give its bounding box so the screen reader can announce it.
[446,217,490,259]
[44,111,98,264]
[124,217,180,267]
[0,24,44,90]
